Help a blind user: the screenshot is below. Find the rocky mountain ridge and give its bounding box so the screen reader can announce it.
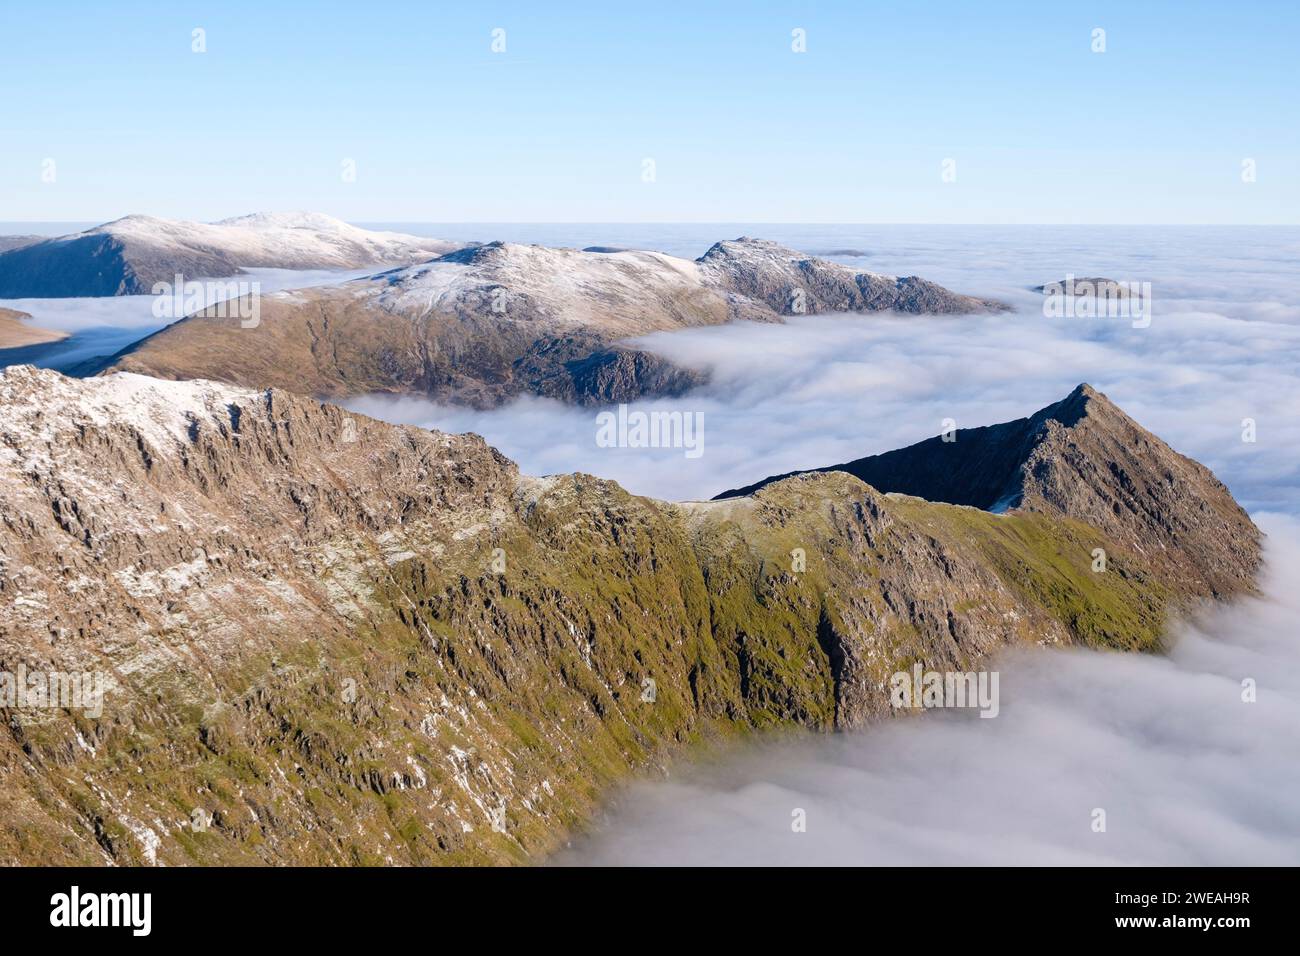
[0,367,1260,864]
[715,384,1260,600]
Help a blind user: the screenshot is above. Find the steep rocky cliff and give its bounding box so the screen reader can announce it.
[0,368,1256,864]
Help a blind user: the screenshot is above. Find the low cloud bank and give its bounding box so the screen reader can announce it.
[0,266,373,333]
[555,513,1300,866]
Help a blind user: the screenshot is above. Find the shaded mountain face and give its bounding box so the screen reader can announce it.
[103,237,1008,407]
[715,384,1261,600]
[0,368,1259,864]
[0,213,460,298]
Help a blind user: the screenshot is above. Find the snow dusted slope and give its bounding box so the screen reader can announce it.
[0,367,257,465]
[0,212,463,298]
[367,241,729,335]
[108,211,459,269]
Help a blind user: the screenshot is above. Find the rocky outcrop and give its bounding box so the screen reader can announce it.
[1034,276,1131,297]
[102,237,1007,407]
[0,213,461,298]
[519,340,707,404]
[699,238,1003,316]
[715,384,1261,601]
[0,368,1255,864]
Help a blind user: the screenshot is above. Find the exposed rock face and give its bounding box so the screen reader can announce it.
[0,213,460,298]
[0,368,1255,864]
[103,237,1007,407]
[0,308,68,349]
[520,341,707,405]
[698,238,1001,316]
[715,384,1261,601]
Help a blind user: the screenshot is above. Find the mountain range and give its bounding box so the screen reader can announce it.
[102,234,1008,406]
[0,213,1011,406]
[0,366,1260,864]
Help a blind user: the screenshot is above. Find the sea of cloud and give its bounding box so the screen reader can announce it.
[0,266,377,333]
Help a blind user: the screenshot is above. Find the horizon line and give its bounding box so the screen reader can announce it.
[2,219,1297,228]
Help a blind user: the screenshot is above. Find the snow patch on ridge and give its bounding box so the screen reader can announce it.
[74,212,460,271]
[0,366,259,457]
[367,242,707,324]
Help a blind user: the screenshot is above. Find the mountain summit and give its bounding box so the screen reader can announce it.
[0,213,460,298]
[715,384,1260,600]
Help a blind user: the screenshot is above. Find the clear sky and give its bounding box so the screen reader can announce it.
[2,0,1297,223]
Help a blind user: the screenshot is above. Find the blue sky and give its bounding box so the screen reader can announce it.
[1,0,1296,223]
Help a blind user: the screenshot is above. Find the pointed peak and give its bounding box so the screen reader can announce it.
[1031,382,1118,429]
[715,383,1140,505]
[1069,382,1113,404]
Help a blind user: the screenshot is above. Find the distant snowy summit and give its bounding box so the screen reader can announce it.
[0,212,461,298]
[105,235,1009,406]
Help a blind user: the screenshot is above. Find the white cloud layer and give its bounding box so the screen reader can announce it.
[0,266,374,333]
[0,267,377,372]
